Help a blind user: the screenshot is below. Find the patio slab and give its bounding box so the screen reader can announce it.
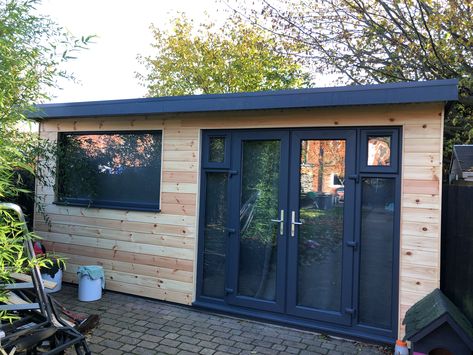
[54,284,390,355]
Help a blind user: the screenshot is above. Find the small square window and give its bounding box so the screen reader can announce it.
[209,137,226,163]
[367,136,391,166]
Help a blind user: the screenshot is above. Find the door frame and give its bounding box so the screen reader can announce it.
[195,127,402,343]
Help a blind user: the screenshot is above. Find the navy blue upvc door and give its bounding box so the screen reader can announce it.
[226,130,290,313]
[286,129,356,326]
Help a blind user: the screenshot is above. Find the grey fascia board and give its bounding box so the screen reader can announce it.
[32,79,459,119]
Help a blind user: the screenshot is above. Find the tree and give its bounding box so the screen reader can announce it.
[0,0,89,320]
[136,15,311,96]
[232,0,473,164]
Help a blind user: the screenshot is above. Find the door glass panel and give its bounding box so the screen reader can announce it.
[359,178,394,328]
[202,172,228,298]
[238,140,280,301]
[298,140,345,311]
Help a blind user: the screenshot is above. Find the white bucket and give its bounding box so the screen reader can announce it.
[78,274,102,302]
[41,269,63,293]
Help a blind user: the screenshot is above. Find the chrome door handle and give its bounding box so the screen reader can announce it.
[271,209,284,236]
[291,211,303,237]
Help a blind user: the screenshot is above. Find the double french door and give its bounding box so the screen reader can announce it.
[197,128,399,340]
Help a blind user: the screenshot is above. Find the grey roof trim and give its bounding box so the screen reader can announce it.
[31,79,458,119]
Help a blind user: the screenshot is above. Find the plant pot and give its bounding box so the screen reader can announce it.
[41,269,63,293]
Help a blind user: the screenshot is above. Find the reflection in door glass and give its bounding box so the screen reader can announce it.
[202,172,228,298]
[298,140,345,311]
[238,140,280,301]
[359,178,394,328]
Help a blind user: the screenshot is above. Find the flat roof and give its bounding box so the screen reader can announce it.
[32,79,458,119]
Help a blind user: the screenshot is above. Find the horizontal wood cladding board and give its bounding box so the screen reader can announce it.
[401,221,440,238]
[403,123,442,138]
[37,231,194,260]
[35,222,195,249]
[162,161,198,172]
[162,171,197,183]
[59,252,193,283]
[401,194,440,210]
[402,179,440,195]
[161,192,197,206]
[42,205,195,226]
[35,213,195,237]
[403,153,441,167]
[400,264,437,281]
[161,182,198,194]
[402,166,441,181]
[401,247,439,268]
[163,150,199,162]
[160,203,196,216]
[403,138,442,153]
[41,241,193,272]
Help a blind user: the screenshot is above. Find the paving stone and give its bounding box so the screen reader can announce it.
[216,344,241,354]
[198,341,219,349]
[177,335,200,345]
[161,338,181,348]
[178,342,203,353]
[102,349,122,355]
[100,339,124,350]
[140,334,163,343]
[132,346,155,355]
[119,344,136,353]
[200,349,216,355]
[156,344,180,355]
[138,340,158,350]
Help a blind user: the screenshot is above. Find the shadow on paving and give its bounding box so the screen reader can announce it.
[54,284,391,355]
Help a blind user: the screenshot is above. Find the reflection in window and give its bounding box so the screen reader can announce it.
[57,132,162,210]
[359,178,395,329]
[209,137,225,163]
[367,136,391,166]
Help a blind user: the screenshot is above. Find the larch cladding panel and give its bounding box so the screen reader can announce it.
[34,103,443,338]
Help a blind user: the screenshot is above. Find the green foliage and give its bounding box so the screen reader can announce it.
[136,14,311,96]
[0,0,89,321]
[235,0,473,167]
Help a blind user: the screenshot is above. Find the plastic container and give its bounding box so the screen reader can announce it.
[77,266,104,302]
[394,340,409,355]
[41,269,63,293]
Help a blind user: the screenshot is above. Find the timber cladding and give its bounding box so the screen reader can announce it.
[34,102,443,338]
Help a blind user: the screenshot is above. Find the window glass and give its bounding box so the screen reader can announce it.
[57,131,162,210]
[367,136,391,166]
[359,178,395,328]
[202,172,228,298]
[209,137,225,163]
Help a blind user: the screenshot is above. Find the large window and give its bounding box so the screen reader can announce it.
[56,131,162,211]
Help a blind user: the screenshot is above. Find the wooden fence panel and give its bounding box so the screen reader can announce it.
[441,184,473,324]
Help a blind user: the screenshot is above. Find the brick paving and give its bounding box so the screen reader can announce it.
[54,284,390,355]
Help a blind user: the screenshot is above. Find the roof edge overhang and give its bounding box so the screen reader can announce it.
[30,79,459,120]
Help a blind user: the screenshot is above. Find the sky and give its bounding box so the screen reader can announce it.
[40,0,221,103]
